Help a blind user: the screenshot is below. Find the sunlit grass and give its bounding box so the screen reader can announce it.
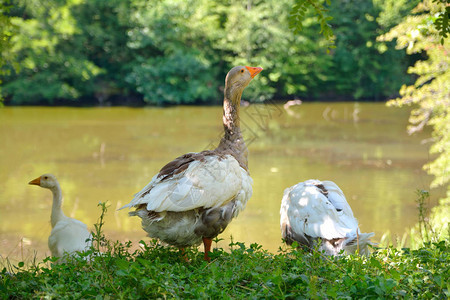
[1,202,448,298]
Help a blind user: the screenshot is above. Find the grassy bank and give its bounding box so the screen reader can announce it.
[1,203,449,299]
[1,238,448,298]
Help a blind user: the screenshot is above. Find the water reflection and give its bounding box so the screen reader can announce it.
[0,104,444,262]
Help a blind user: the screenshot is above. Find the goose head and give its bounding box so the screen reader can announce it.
[29,174,59,189]
[225,66,263,102]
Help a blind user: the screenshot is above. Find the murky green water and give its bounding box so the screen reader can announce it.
[0,103,444,262]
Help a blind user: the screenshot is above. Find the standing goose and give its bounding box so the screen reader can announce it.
[280,179,374,256]
[29,174,91,258]
[121,66,263,261]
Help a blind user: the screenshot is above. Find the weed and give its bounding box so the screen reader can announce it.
[416,189,433,243]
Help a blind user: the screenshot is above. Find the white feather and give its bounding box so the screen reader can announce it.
[281,179,374,255]
[121,154,248,212]
[48,217,91,257]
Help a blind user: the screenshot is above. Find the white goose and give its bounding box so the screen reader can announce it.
[29,174,91,258]
[121,66,263,261]
[280,179,374,256]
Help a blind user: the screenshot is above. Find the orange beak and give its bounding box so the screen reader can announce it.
[245,66,263,78]
[29,177,41,186]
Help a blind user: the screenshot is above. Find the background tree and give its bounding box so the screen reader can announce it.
[1,0,104,105]
[124,0,220,105]
[379,0,449,240]
[0,0,18,105]
[0,0,419,105]
[290,0,449,46]
[325,0,419,100]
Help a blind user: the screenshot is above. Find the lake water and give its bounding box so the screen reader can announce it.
[0,103,444,262]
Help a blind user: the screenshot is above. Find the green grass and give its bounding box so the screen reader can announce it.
[1,239,448,299]
[1,203,449,299]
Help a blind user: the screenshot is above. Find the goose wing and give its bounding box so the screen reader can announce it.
[282,180,359,241]
[321,180,355,218]
[121,151,252,212]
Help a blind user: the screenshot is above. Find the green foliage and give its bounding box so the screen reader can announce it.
[123,0,219,105]
[92,202,109,252]
[0,0,418,105]
[416,189,433,242]
[126,52,216,105]
[292,0,448,45]
[379,0,449,252]
[1,239,448,298]
[0,0,18,105]
[379,0,449,235]
[1,0,104,104]
[1,201,448,298]
[209,0,332,101]
[375,0,421,29]
[432,0,450,44]
[289,0,335,49]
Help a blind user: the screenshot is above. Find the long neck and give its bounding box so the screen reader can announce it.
[222,95,241,141]
[216,85,249,170]
[50,183,66,228]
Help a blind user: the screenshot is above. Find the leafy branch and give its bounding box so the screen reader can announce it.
[432,0,450,44]
[289,0,335,49]
[290,0,449,48]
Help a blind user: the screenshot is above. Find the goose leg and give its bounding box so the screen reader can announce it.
[202,237,212,262]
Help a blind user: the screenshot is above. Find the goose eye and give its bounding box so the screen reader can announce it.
[240,69,244,73]
[44,176,48,179]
